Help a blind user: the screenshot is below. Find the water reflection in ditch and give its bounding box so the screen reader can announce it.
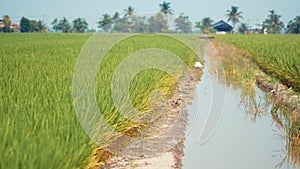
[182,41,300,169]
[240,84,300,169]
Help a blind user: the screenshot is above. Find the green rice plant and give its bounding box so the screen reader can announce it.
[215,34,300,92]
[0,33,200,169]
[93,34,199,146]
[0,33,94,169]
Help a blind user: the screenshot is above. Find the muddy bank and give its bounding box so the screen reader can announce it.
[256,75,300,112]
[208,38,300,112]
[96,70,201,169]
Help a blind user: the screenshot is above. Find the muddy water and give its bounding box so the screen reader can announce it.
[182,57,300,169]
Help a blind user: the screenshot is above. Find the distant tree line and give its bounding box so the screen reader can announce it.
[286,16,300,34]
[51,17,91,33]
[1,1,300,34]
[96,2,192,33]
[20,17,47,32]
[0,15,47,32]
[195,6,299,34]
[95,3,299,34]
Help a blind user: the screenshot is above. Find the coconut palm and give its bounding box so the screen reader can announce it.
[97,14,112,32]
[286,16,300,34]
[112,12,120,21]
[226,6,243,28]
[124,6,135,32]
[112,12,124,32]
[159,1,173,17]
[124,6,134,18]
[159,1,172,29]
[263,10,284,34]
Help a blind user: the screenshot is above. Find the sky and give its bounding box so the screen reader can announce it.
[1,0,299,29]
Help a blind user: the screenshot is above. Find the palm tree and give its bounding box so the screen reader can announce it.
[51,18,60,32]
[269,9,275,16]
[112,12,120,21]
[2,15,11,32]
[263,10,284,34]
[159,1,173,18]
[226,6,243,28]
[159,1,172,30]
[286,16,300,34]
[124,6,134,18]
[97,14,112,32]
[112,12,120,31]
[124,6,134,32]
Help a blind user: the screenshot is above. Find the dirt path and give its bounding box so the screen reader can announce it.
[99,72,200,169]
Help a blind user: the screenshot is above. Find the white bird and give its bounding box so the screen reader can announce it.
[194,61,203,68]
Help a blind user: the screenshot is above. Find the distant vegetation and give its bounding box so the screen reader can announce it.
[51,17,90,33]
[19,16,47,32]
[225,6,244,27]
[195,17,214,34]
[286,16,300,34]
[1,1,299,34]
[263,10,285,34]
[96,3,192,33]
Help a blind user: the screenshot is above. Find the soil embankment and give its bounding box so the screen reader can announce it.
[209,38,300,119]
[98,71,201,169]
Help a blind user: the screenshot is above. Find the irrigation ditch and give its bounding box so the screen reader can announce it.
[95,36,299,169]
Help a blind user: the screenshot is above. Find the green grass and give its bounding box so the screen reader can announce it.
[214,34,300,92]
[0,33,199,169]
